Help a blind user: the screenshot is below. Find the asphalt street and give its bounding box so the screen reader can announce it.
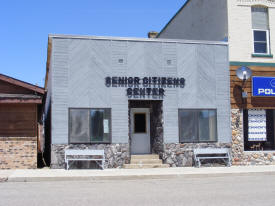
[1,174,275,206]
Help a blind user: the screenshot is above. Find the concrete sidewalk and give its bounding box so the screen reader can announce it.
[1,165,275,182]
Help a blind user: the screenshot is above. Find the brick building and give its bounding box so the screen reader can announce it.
[0,74,44,169]
[157,0,275,165]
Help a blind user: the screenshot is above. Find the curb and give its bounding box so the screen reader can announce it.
[6,170,275,182]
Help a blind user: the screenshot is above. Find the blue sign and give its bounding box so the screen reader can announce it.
[252,76,275,97]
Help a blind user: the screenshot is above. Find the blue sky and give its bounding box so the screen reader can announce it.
[0,0,186,87]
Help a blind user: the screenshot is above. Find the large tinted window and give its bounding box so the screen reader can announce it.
[179,110,197,142]
[69,109,90,143]
[90,109,111,142]
[69,108,111,143]
[179,109,217,143]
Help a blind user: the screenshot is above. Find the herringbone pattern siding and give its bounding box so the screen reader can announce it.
[50,38,230,144]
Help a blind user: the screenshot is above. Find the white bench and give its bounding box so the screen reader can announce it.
[64,149,105,170]
[193,148,231,168]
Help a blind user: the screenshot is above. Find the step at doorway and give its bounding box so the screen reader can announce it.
[123,154,170,169]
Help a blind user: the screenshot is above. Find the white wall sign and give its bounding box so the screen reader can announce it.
[103,119,109,134]
[237,0,275,7]
[248,109,267,141]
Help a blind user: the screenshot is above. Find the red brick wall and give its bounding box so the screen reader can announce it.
[0,137,37,169]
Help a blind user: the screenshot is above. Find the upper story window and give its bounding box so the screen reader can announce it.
[252,6,270,54]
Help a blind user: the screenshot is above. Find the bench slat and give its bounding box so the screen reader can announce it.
[66,158,104,161]
[197,157,229,159]
[65,149,104,156]
[194,148,229,155]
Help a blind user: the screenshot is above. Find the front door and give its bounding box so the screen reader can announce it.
[130,108,150,154]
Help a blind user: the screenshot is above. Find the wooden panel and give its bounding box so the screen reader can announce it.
[230,65,275,109]
[0,74,44,94]
[0,104,36,112]
[0,80,33,94]
[0,104,37,137]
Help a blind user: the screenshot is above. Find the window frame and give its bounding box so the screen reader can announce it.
[178,109,218,143]
[252,29,270,55]
[251,6,270,55]
[68,108,112,144]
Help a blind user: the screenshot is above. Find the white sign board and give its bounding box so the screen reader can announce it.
[104,119,109,134]
[248,109,267,141]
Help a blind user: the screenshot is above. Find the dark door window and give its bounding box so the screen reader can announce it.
[134,113,146,133]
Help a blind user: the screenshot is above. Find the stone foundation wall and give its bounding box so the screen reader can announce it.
[151,101,164,155]
[231,109,275,165]
[0,137,37,169]
[163,143,232,167]
[51,143,130,169]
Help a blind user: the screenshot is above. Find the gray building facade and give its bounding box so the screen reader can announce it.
[44,35,231,168]
[157,0,228,41]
